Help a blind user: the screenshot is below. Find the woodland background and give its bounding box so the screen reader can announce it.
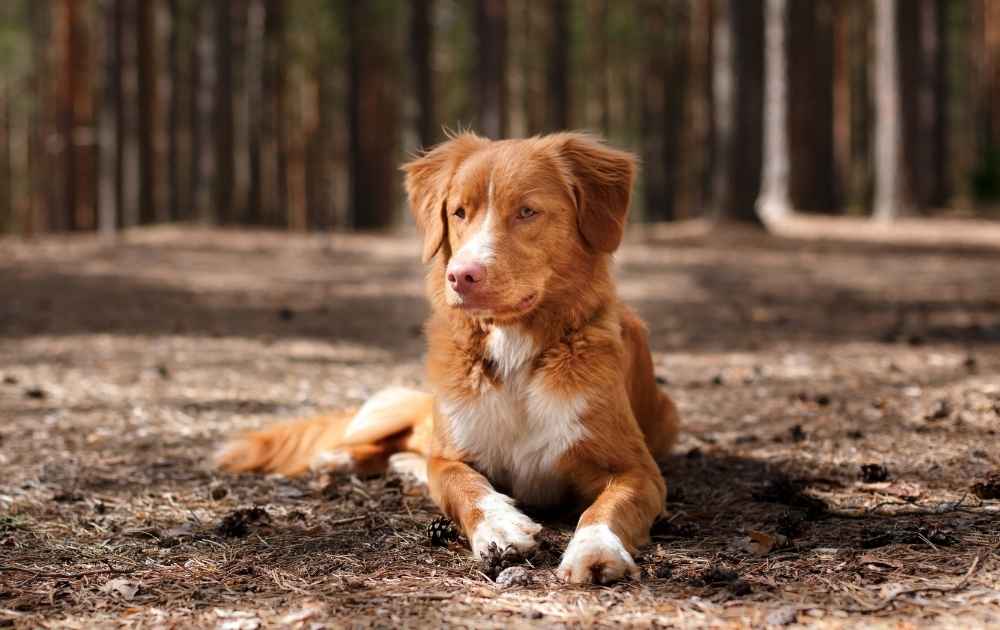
[1,0,999,236]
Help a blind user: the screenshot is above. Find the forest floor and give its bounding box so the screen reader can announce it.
[1,219,999,629]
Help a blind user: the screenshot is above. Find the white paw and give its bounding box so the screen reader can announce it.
[388,452,428,485]
[557,524,640,584]
[469,492,542,559]
[309,449,354,473]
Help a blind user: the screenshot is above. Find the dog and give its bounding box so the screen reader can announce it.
[217,132,680,584]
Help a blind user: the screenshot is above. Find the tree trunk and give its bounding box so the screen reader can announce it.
[546,0,570,131]
[190,4,214,223]
[757,0,791,221]
[214,0,235,224]
[872,0,906,220]
[476,0,508,138]
[168,0,182,221]
[685,0,714,216]
[137,0,158,224]
[713,0,765,225]
[348,0,401,228]
[586,0,610,135]
[98,0,123,235]
[832,0,852,210]
[0,89,11,232]
[410,0,436,148]
[640,1,668,221]
[263,0,287,227]
[787,0,835,213]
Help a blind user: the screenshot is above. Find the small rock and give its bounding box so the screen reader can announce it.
[495,566,531,588]
[24,387,47,400]
[766,606,800,626]
[2,375,17,385]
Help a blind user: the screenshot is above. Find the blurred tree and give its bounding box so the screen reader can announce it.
[713,0,765,226]
[213,0,234,224]
[410,0,436,148]
[585,0,610,136]
[873,0,907,220]
[476,0,507,138]
[757,0,790,221]
[347,0,401,228]
[137,0,158,224]
[546,0,569,131]
[97,0,122,234]
[262,0,288,226]
[787,0,835,213]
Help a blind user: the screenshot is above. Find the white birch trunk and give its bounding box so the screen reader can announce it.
[757,0,791,222]
[873,0,904,221]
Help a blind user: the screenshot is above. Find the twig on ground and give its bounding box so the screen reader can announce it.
[845,543,996,614]
[0,562,134,580]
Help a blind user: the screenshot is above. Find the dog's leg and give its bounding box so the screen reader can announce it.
[427,457,541,559]
[557,463,665,584]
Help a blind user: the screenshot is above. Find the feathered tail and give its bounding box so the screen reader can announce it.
[215,387,434,476]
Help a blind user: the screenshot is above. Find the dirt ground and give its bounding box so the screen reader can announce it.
[1,219,999,629]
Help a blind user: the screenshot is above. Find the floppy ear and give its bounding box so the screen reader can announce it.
[557,133,637,253]
[402,133,489,263]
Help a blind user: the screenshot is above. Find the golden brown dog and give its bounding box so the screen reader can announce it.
[217,132,680,584]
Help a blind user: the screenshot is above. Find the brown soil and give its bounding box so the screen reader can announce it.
[1,221,999,628]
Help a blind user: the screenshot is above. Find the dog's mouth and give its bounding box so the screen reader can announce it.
[453,292,539,318]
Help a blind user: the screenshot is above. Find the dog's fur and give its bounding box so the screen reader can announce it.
[217,132,680,584]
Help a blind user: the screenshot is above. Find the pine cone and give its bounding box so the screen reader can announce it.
[427,516,459,547]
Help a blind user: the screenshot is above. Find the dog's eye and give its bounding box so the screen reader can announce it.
[517,207,537,220]
[453,207,466,220]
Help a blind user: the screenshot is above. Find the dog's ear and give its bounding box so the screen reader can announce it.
[402,133,489,263]
[556,133,637,253]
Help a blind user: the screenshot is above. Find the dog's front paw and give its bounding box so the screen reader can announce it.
[557,524,640,584]
[470,492,542,558]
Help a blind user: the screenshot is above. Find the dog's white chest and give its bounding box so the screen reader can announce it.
[440,326,588,506]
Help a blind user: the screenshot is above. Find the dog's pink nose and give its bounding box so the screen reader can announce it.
[447,261,487,295]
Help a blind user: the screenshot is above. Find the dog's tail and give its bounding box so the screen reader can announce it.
[215,387,434,477]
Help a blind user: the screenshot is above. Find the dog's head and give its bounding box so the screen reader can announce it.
[403,132,636,322]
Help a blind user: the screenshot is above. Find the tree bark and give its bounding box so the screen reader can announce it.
[263,0,287,227]
[137,0,158,224]
[546,0,570,131]
[586,0,610,135]
[476,0,508,138]
[347,0,401,228]
[872,0,906,220]
[168,0,182,221]
[98,0,123,235]
[640,1,668,221]
[787,0,835,213]
[757,0,791,221]
[214,0,235,224]
[713,0,765,225]
[410,0,436,148]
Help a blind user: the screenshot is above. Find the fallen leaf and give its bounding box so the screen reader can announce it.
[743,530,788,556]
[100,578,139,601]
